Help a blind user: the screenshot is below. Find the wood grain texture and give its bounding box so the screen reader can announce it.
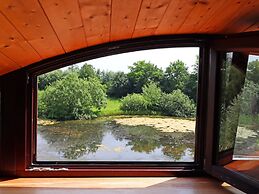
[110,0,142,41]
[177,0,224,34]
[79,0,111,46]
[133,0,171,38]
[225,160,259,181]
[0,177,244,193]
[0,0,258,75]
[0,52,19,75]
[200,1,259,33]
[223,1,259,33]
[39,0,87,52]
[155,0,195,35]
[0,12,41,67]
[0,0,64,58]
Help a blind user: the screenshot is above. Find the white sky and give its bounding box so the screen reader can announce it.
[71,47,199,73]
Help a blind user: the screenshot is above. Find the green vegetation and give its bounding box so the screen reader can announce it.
[99,99,123,116]
[38,73,107,120]
[218,57,259,152]
[38,59,199,120]
[121,83,195,117]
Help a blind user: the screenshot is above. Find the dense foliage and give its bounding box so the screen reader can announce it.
[121,83,196,117]
[121,94,148,114]
[38,59,199,120]
[38,73,106,120]
[218,57,259,152]
[128,61,163,93]
[158,90,196,117]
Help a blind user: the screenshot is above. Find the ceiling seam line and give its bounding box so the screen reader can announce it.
[0,50,22,69]
[109,0,113,42]
[154,0,173,35]
[131,0,144,39]
[175,4,197,33]
[77,0,89,47]
[37,0,66,53]
[0,11,43,60]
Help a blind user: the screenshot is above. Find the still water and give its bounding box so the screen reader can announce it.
[37,117,195,162]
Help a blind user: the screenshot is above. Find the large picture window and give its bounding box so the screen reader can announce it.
[35,47,200,164]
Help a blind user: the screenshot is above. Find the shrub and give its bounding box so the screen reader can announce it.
[142,82,162,112]
[158,89,196,117]
[121,94,148,114]
[38,90,47,118]
[40,73,107,120]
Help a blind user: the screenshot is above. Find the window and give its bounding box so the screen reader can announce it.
[33,46,202,167]
[216,52,259,182]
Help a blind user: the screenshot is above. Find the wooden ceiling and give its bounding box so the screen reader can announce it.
[0,0,259,75]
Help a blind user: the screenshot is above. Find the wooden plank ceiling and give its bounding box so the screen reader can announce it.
[0,0,258,75]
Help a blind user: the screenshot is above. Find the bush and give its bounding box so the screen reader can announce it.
[121,94,148,114]
[40,73,107,120]
[158,90,196,117]
[38,90,47,118]
[142,82,162,112]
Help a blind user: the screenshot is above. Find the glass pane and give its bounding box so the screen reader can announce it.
[36,47,199,162]
[218,52,259,160]
[233,55,259,160]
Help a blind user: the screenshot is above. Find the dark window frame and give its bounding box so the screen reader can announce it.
[23,35,211,176]
[204,32,259,193]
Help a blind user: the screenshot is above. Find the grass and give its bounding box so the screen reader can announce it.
[239,114,259,126]
[100,98,123,116]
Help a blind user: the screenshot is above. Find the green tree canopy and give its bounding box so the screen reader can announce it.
[79,63,97,80]
[39,73,107,120]
[247,59,259,84]
[184,56,199,102]
[38,69,64,90]
[161,60,189,93]
[106,71,130,98]
[128,61,163,93]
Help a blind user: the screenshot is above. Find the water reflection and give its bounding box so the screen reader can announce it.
[37,118,195,162]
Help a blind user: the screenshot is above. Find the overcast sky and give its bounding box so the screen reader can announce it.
[71,47,199,73]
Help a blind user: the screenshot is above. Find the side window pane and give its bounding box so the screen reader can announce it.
[218,52,259,160]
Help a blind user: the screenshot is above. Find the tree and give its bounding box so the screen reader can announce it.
[247,59,259,84]
[79,63,97,80]
[184,57,199,102]
[161,60,189,93]
[107,72,130,98]
[128,61,163,93]
[239,80,259,116]
[40,73,107,120]
[38,69,63,90]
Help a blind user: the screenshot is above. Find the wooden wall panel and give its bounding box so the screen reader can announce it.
[0,70,27,176]
[0,0,64,58]
[79,0,111,46]
[110,0,142,41]
[39,0,87,52]
[133,0,171,38]
[155,0,194,35]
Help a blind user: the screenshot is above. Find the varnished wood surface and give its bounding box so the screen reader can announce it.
[0,177,244,194]
[0,0,258,75]
[225,160,259,181]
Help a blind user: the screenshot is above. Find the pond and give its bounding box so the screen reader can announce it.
[37,116,195,162]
